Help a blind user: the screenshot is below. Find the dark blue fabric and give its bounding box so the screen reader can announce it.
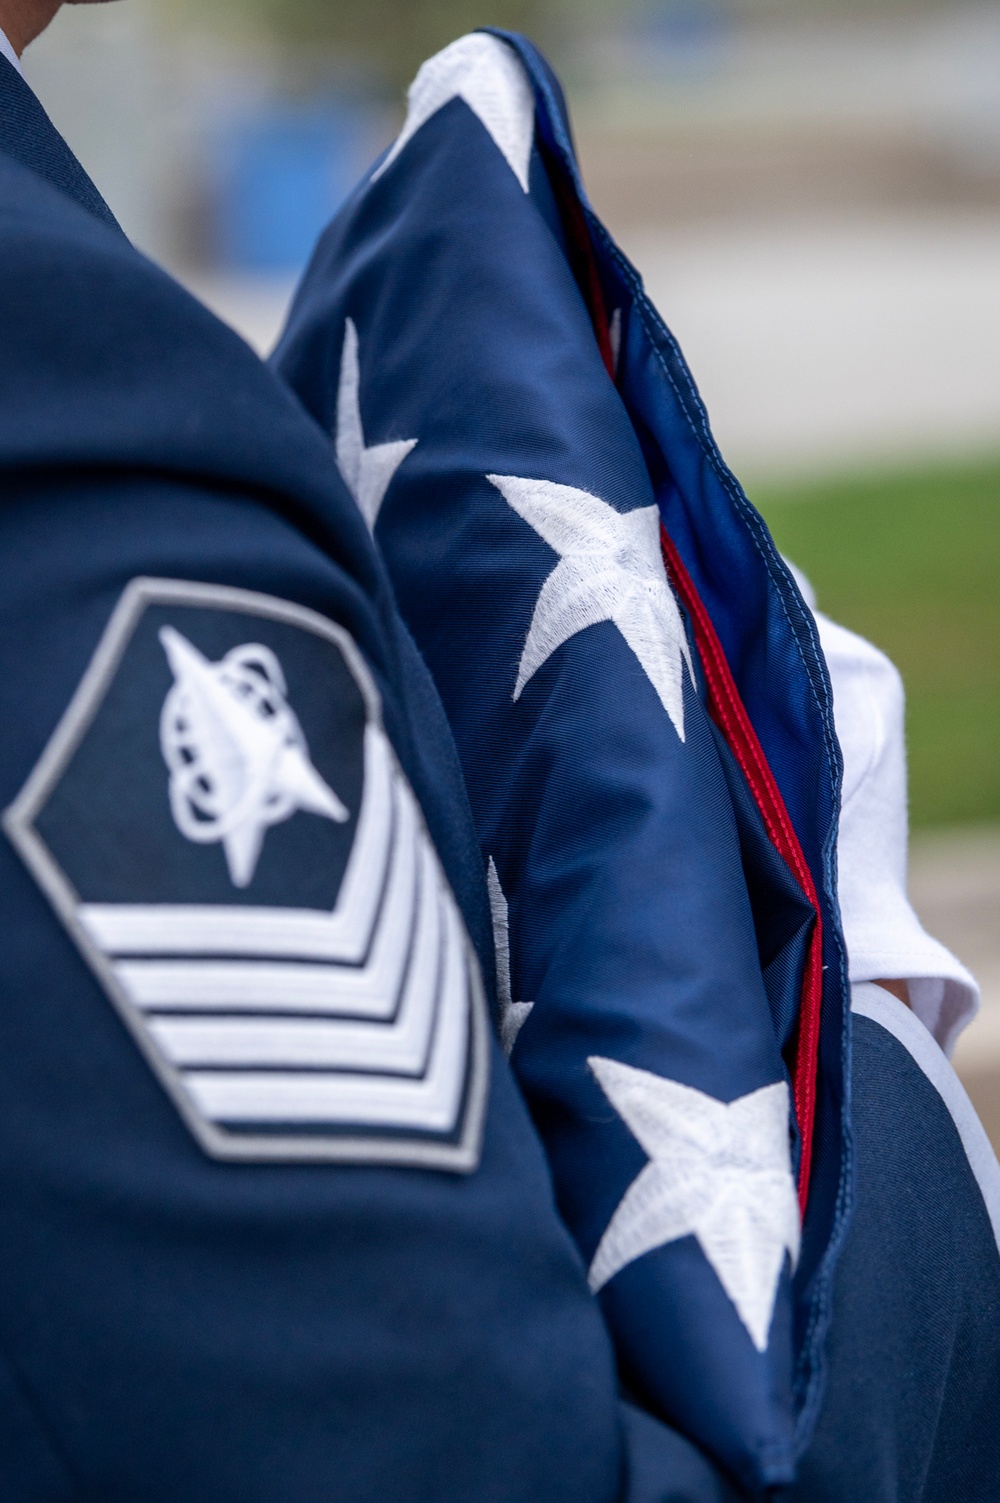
[0,144,736,1503]
[273,33,849,1495]
[791,1014,1000,1502]
[619,1405,744,1503]
[0,53,121,231]
[0,1344,78,1502]
[490,28,851,1368]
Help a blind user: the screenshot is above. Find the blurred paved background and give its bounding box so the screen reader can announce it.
[17,0,1000,1144]
[912,827,1000,1143]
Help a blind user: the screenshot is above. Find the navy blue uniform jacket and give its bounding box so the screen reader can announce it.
[0,54,736,1503]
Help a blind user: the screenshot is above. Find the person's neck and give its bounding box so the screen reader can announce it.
[0,0,63,57]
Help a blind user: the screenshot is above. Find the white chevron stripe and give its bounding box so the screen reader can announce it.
[2,577,488,1167]
[72,716,474,1141]
[147,840,444,1075]
[80,723,394,963]
[115,769,418,1021]
[184,890,470,1131]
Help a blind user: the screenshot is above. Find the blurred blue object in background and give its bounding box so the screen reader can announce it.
[628,0,730,75]
[212,101,365,273]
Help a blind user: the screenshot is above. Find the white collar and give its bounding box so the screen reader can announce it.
[0,25,23,77]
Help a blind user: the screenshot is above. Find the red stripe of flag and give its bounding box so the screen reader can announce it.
[547,152,822,1207]
[657,530,822,1211]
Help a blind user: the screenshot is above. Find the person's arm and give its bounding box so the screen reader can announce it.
[0,151,651,1503]
[875,979,911,1006]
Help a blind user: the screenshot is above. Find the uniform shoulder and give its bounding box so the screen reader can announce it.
[0,151,373,563]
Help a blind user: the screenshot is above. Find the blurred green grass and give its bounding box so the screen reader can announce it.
[749,457,1000,828]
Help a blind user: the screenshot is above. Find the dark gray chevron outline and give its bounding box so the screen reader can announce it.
[3,578,490,1172]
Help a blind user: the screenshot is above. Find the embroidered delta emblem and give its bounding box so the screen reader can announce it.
[158,629,349,888]
[3,578,488,1170]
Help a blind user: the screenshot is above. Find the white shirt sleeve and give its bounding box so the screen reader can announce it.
[820,612,979,1055]
[0,27,24,77]
[785,561,979,1057]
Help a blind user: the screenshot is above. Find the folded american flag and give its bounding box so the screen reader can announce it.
[274,31,850,1494]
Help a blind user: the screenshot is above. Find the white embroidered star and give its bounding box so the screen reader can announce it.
[488,475,695,739]
[335,318,417,531]
[372,32,535,192]
[588,1057,800,1353]
[486,857,533,1055]
[159,627,348,889]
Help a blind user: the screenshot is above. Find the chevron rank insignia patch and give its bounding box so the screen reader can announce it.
[3,579,489,1170]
